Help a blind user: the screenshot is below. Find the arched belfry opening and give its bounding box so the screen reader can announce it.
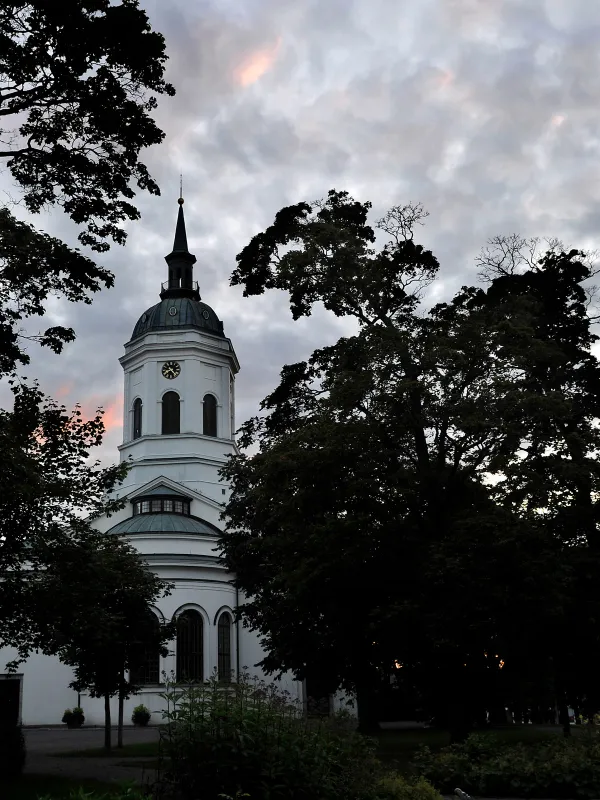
[162,391,180,434]
[203,394,217,437]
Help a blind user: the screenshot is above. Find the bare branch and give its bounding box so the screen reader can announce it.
[376,202,429,243]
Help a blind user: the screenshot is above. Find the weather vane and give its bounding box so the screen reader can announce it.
[178,173,184,205]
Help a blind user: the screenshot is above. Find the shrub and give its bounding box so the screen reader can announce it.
[154,670,379,800]
[0,723,26,780]
[413,731,600,799]
[132,704,151,726]
[375,772,443,800]
[62,706,85,726]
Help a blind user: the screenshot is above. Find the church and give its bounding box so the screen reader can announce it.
[0,198,350,727]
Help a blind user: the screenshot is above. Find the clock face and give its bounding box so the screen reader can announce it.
[162,361,181,380]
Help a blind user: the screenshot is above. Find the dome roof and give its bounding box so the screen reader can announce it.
[130,296,224,341]
[106,512,221,536]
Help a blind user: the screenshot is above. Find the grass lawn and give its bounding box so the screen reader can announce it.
[0,774,137,799]
[372,725,568,774]
[53,741,160,759]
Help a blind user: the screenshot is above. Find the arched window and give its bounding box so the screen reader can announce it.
[133,398,143,440]
[203,394,217,437]
[130,613,161,686]
[176,609,203,682]
[217,612,232,683]
[162,391,180,435]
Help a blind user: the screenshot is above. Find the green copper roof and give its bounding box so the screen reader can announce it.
[130,296,224,340]
[107,513,221,536]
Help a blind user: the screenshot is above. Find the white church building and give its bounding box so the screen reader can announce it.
[0,199,346,727]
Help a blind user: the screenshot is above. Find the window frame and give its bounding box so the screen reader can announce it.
[133,497,190,516]
[162,391,181,435]
[176,609,204,683]
[132,398,143,440]
[217,612,233,683]
[203,393,218,438]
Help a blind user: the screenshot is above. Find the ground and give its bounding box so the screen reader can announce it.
[23,726,160,785]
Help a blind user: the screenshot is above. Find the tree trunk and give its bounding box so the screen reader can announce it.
[448,697,471,744]
[104,693,112,750]
[117,663,125,748]
[558,697,571,738]
[356,682,380,734]
[117,692,124,748]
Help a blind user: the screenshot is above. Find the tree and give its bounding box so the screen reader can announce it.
[0,384,129,656]
[0,2,174,661]
[12,531,174,750]
[220,191,580,737]
[0,1,174,370]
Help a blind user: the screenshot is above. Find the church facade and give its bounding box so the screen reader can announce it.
[0,200,347,727]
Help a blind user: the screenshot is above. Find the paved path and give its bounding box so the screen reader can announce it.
[24,726,161,786]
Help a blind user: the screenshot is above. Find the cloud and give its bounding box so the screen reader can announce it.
[234,37,282,87]
[2,0,600,468]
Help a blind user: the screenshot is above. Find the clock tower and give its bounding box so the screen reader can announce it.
[116,196,239,513]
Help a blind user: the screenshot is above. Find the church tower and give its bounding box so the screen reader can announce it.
[116,196,239,514]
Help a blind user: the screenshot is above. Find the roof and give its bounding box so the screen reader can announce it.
[106,513,221,536]
[130,296,225,341]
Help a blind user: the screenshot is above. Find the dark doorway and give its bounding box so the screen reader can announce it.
[0,678,21,725]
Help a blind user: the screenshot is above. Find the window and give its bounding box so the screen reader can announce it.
[130,613,161,686]
[176,610,203,682]
[132,497,190,516]
[203,394,217,437]
[217,613,232,683]
[162,391,180,435]
[133,398,142,440]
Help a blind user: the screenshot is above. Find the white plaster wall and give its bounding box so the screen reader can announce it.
[0,646,78,726]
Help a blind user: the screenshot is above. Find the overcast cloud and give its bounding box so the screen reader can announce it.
[2,0,600,464]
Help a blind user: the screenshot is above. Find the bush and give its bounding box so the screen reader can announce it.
[0,723,26,780]
[62,706,85,726]
[375,772,442,800]
[132,704,151,726]
[413,731,600,799]
[154,670,380,800]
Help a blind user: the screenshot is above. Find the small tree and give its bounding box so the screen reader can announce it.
[20,533,174,750]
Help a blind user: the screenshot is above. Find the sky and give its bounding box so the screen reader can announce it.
[3,0,600,465]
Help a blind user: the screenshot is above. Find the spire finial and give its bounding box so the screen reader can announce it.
[178,173,184,205]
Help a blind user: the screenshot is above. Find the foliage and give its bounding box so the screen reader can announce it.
[132,704,151,726]
[38,537,174,749]
[221,190,600,732]
[154,670,380,800]
[0,4,174,681]
[413,731,600,798]
[375,772,442,800]
[0,0,174,251]
[0,723,26,780]
[0,384,129,665]
[35,779,145,800]
[62,708,85,725]
[0,1,174,374]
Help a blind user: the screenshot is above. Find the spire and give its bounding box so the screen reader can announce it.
[161,188,199,301]
[172,200,189,252]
